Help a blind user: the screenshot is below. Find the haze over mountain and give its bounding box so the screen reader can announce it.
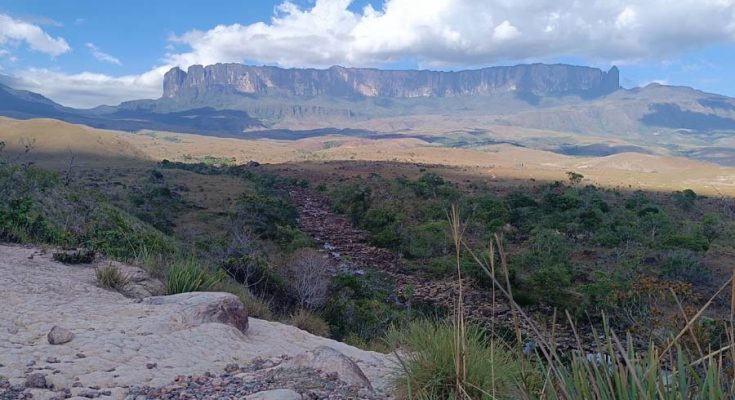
[1,62,735,165]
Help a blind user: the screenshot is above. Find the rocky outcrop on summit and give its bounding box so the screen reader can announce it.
[163,63,620,99]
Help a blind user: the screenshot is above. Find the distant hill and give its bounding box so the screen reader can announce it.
[1,63,734,165]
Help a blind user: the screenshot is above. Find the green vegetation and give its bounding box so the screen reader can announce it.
[328,173,733,320]
[165,258,224,295]
[388,320,524,399]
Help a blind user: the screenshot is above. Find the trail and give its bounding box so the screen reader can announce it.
[289,187,605,352]
[290,189,516,328]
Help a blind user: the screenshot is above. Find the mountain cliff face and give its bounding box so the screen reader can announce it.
[162,63,620,99]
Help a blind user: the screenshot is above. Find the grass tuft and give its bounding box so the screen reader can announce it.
[287,308,330,337]
[95,264,128,290]
[165,259,223,295]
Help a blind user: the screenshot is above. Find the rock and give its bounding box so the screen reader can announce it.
[247,389,302,400]
[25,373,48,388]
[224,363,239,373]
[144,292,249,333]
[146,363,157,370]
[113,263,165,299]
[47,326,74,345]
[286,346,372,390]
[163,64,620,100]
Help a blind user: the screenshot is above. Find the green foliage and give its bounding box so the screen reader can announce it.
[660,250,711,284]
[166,259,224,295]
[323,273,409,342]
[566,171,584,185]
[388,320,523,400]
[672,189,697,210]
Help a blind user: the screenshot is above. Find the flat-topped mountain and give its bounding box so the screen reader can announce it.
[163,63,620,99]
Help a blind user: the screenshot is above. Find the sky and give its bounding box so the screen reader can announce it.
[0,0,734,108]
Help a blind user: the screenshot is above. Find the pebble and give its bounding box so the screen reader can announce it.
[25,372,48,389]
[47,326,74,345]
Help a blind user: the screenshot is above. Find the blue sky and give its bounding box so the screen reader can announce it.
[1,0,734,107]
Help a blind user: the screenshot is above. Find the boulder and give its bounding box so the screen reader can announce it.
[247,389,302,400]
[113,263,165,298]
[47,326,74,345]
[144,292,249,333]
[286,346,372,390]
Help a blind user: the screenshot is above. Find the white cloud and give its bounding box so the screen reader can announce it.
[0,13,70,57]
[7,0,735,108]
[10,67,166,108]
[163,0,735,68]
[85,43,122,65]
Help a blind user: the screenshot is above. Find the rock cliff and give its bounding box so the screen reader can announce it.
[162,63,620,99]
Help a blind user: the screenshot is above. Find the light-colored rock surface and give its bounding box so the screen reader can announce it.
[0,244,396,399]
[143,292,250,333]
[113,262,166,299]
[247,388,302,399]
[286,346,373,389]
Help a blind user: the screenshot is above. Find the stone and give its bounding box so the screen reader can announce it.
[223,363,239,373]
[286,346,373,390]
[47,326,74,345]
[146,363,157,370]
[247,388,302,400]
[113,263,165,299]
[144,292,249,333]
[25,372,48,388]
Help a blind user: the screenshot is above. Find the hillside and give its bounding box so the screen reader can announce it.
[2,63,734,166]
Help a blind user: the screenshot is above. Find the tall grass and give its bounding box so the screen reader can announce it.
[393,207,735,399]
[165,258,224,295]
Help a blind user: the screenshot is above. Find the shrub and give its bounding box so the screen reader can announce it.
[53,249,96,264]
[213,280,273,320]
[95,264,128,290]
[387,320,523,400]
[166,259,223,294]
[287,309,330,337]
[280,248,331,310]
[660,250,711,284]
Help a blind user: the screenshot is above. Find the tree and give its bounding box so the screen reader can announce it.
[567,171,584,185]
[280,248,331,310]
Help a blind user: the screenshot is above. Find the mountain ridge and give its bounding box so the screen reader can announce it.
[163,63,620,99]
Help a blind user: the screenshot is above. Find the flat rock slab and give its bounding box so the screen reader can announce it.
[0,244,396,399]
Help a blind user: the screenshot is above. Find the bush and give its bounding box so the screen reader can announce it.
[388,320,523,399]
[660,250,711,284]
[213,280,273,320]
[279,248,331,310]
[166,259,223,294]
[95,264,128,290]
[53,249,96,264]
[287,309,330,337]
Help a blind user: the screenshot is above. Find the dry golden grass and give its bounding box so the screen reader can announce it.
[2,116,734,196]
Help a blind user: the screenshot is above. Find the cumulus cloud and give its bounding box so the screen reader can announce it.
[9,0,735,107]
[85,43,122,65]
[0,13,70,57]
[164,0,735,68]
[10,67,166,108]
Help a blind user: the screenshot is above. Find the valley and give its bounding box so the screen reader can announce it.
[2,61,735,399]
